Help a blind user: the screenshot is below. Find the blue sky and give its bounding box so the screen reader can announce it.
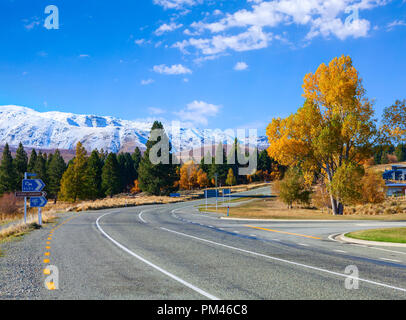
[0,0,405,133]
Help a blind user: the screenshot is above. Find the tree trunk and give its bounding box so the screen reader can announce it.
[330,195,344,215]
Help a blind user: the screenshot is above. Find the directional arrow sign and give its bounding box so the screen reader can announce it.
[22,179,45,192]
[30,196,47,208]
[16,191,47,198]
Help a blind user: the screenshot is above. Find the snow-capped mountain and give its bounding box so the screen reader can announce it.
[0,105,269,153]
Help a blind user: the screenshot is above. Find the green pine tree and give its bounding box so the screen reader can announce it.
[14,142,28,187]
[118,152,136,192]
[132,147,142,179]
[209,143,229,186]
[86,150,103,199]
[33,151,48,187]
[28,149,37,173]
[47,149,66,202]
[102,153,121,197]
[395,144,406,162]
[138,121,177,195]
[0,143,17,194]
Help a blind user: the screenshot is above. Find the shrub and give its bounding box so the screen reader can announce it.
[275,168,311,209]
[360,170,386,204]
[312,180,331,212]
[0,193,19,215]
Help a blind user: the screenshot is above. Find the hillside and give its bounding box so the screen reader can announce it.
[0,105,269,154]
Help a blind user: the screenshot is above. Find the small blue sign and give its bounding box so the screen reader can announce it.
[30,196,47,208]
[223,189,231,195]
[205,190,219,198]
[170,193,181,198]
[22,179,45,192]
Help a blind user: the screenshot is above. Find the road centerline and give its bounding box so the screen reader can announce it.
[160,227,406,294]
[245,225,321,240]
[95,211,220,300]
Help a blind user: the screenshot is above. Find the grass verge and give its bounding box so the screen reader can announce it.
[0,211,57,244]
[346,228,406,243]
[202,197,406,220]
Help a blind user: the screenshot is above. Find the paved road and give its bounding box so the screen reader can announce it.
[13,187,406,299]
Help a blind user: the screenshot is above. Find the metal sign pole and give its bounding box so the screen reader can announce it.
[24,172,27,224]
[215,174,218,212]
[38,207,42,226]
[205,190,207,211]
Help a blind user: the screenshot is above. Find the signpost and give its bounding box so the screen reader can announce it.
[215,173,218,211]
[16,173,47,225]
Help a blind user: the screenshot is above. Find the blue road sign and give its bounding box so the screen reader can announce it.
[170,193,181,198]
[30,196,48,208]
[205,190,219,198]
[223,189,231,195]
[22,179,45,192]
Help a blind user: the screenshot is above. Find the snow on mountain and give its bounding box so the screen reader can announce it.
[0,105,269,153]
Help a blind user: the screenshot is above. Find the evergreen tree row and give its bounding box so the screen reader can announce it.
[0,121,283,201]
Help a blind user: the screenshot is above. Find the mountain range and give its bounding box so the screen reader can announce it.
[0,105,269,155]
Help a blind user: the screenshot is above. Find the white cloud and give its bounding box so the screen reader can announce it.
[175,26,272,55]
[153,0,200,10]
[135,39,152,45]
[148,107,166,115]
[177,0,389,57]
[153,64,192,75]
[387,19,406,30]
[234,62,249,71]
[175,100,221,126]
[141,79,155,85]
[79,54,90,58]
[155,22,183,35]
[23,17,41,30]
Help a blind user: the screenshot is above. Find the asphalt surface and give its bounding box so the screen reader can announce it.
[2,187,406,300]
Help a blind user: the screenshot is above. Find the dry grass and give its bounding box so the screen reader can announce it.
[41,182,270,213]
[371,161,406,173]
[0,210,57,243]
[204,196,406,220]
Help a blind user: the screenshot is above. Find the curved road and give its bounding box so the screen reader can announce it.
[36,187,406,300]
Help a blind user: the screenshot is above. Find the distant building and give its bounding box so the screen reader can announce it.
[382,165,406,181]
[385,183,406,197]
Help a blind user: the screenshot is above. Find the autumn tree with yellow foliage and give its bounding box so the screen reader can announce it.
[179,161,199,190]
[266,55,377,215]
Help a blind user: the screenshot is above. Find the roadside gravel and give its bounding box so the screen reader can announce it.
[0,212,73,299]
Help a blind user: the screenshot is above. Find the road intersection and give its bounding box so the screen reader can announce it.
[30,187,406,300]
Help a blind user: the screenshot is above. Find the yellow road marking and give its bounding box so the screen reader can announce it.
[46,241,51,245]
[46,246,51,249]
[44,252,50,256]
[245,225,321,240]
[43,259,50,263]
[46,282,56,290]
[47,237,52,240]
[43,269,51,275]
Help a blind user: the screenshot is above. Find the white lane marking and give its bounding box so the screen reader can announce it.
[298,243,309,247]
[357,245,406,256]
[234,231,240,234]
[250,234,257,237]
[380,258,401,263]
[96,212,220,300]
[139,211,147,223]
[160,227,406,293]
[334,250,347,253]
